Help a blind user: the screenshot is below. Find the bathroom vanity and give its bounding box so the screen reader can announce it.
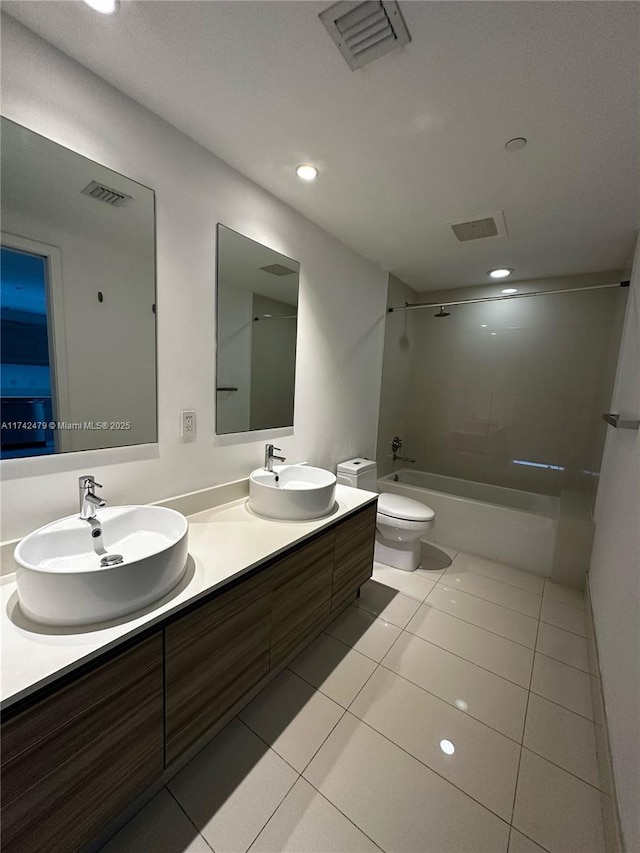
[0,486,377,853]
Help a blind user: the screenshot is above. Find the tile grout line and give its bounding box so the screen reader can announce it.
[429,574,543,619]
[376,659,525,746]
[317,708,515,831]
[538,616,587,639]
[401,623,533,690]
[235,715,302,776]
[291,781,386,853]
[508,591,542,834]
[164,785,217,853]
[533,646,595,682]
[528,684,594,723]
[230,719,302,853]
[418,596,540,652]
[444,558,546,595]
[533,646,590,676]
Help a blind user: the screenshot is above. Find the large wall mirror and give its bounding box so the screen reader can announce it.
[0,118,157,459]
[216,225,299,434]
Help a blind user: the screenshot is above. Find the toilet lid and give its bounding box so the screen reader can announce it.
[378,493,435,522]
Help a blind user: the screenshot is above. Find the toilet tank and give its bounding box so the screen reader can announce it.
[336,458,378,491]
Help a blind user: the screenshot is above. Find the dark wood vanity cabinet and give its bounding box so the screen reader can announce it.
[270,530,335,668]
[165,568,273,765]
[331,503,377,611]
[0,633,164,853]
[0,501,377,853]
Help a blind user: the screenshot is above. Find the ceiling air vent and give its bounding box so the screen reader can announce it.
[449,210,508,242]
[319,1,411,71]
[81,180,133,207]
[260,263,297,276]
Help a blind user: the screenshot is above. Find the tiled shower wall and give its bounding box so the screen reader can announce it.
[385,272,627,499]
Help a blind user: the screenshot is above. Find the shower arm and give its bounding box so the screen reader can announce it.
[387,280,629,314]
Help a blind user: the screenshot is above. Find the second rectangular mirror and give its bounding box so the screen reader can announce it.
[216,225,299,435]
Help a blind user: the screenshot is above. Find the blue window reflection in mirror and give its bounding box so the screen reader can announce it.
[1,246,55,458]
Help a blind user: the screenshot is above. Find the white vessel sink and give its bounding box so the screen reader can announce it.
[249,464,337,521]
[14,506,189,626]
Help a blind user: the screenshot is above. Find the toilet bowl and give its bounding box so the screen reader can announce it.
[375,493,435,571]
[336,458,435,572]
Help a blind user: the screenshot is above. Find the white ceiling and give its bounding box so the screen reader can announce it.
[4,0,639,291]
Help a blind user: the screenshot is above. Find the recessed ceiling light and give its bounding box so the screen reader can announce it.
[491,332,497,336]
[296,164,318,182]
[480,324,487,328]
[488,268,513,279]
[501,287,518,295]
[83,0,119,12]
[440,739,455,755]
[505,137,527,152]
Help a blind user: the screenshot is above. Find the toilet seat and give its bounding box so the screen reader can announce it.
[378,493,435,523]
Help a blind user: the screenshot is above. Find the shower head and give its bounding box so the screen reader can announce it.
[434,306,450,317]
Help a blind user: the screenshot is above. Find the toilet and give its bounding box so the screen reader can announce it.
[336,458,435,572]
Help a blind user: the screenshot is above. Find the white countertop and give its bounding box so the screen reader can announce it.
[1,485,377,711]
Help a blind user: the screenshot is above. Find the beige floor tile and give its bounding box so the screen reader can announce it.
[406,604,534,688]
[427,583,538,648]
[513,749,605,853]
[540,597,587,637]
[350,667,521,820]
[353,579,422,628]
[531,654,593,719]
[251,778,380,852]
[536,621,589,672]
[524,693,599,787]
[168,718,297,853]
[304,713,510,853]
[423,539,459,561]
[508,828,549,853]
[443,566,542,618]
[239,670,344,772]
[418,540,457,574]
[324,605,402,662]
[451,552,545,594]
[544,580,585,610]
[98,788,211,853]
[288,633,376,708]
[371,562,436,601]
[416,562,449,578]
[382,631,528,742]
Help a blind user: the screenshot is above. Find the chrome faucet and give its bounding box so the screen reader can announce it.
[264,444,286,472]
[389,435,416,464]
[78,475,107,520]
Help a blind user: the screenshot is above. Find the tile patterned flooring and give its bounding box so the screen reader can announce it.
[100,548,606,853]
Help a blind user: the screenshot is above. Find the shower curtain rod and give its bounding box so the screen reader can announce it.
[253,314,298,320]
[387,280,630,313]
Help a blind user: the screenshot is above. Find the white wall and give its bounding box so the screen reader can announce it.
[588,240,640,852]
[0,15,388,541]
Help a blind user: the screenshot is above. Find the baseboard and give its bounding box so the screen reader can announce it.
[585,576,625,853]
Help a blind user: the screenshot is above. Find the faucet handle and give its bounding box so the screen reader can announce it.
[79,474,102,489]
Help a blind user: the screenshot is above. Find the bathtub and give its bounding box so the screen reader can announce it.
[377,469,559,576]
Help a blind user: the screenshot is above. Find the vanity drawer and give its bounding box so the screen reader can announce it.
[270,530,335,668]
[0,633,164,853]
[165,568,273,765]
[331,504,377,611]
